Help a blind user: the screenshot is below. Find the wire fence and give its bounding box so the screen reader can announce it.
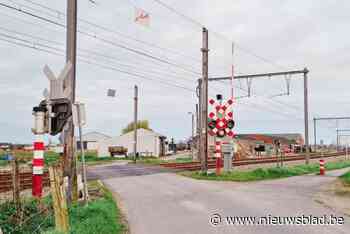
[0,163,50,202]
[0,156,53,234]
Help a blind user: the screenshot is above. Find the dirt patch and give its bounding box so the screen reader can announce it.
[314,179,350,217]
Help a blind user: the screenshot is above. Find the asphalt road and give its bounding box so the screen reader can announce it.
[88,163,350,234]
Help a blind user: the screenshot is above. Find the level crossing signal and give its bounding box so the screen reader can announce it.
[208,96,235,138]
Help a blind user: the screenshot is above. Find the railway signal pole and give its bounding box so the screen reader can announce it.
[133,85,138,163]
[200,28,209,172]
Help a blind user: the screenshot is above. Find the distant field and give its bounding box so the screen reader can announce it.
[0,150,126,167]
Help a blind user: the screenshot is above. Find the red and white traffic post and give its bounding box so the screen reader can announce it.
[319,159,325,176]
[215,141,222,175]
[32,106,47,198]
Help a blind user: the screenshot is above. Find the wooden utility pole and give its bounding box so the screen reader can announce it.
[49,166,69,233]
[64,0,78,203]
[133,85,138,162]
[200,28,209,172]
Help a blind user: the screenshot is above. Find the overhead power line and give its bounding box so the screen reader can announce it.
[0,1,201,76]
[0,26,200,85]
[0,33,195,93]
[151,0,287,71]
[18,0,202,64]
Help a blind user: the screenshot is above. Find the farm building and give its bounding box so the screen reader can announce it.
[76,131,111,151]
[235,133,304,156]
[97,128,168,157]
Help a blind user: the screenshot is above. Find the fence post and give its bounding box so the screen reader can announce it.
[11,157,21,217]
[49,165,69,233]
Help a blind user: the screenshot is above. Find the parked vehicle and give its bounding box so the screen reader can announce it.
[108,146,128,157]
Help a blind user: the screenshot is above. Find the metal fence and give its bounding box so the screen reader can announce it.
[0,161,49,202]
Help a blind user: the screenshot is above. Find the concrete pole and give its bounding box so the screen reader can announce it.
[133,85,138,162]
[196,103,199,159]
[188,112,194,159]
[304,68,310,164]
[336,129,339,152]
[65,0,78,203]
[200,28,209,172]
[313,118,317,152]
[197,80,202,163]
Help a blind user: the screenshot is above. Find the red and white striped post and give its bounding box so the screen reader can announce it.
[215,141,222,175]
[32,106,47,198]
[319,159,325,176]
[33,135,45,197]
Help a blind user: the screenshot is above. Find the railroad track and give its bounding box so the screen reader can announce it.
[160,151,348,171]
[0,172,49,193]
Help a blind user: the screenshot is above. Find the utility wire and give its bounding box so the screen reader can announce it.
[0,26,196,83]
[0,12,203,81]
[151,0,287,70]
[0,34,302,120]
[0,1,309,120]
[0,1,201,76]
[0,34,195,92]
[18,0,203,64]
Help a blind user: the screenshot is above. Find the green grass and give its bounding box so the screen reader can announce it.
[135,156,163,165]
[0,181,126,234]
[136,156,195,165]
[340,170,350,186]
[183,160,350,182]
[0,150,129,167]
[65,185,126,234]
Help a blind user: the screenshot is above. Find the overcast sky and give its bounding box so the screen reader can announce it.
[0,0,349,144]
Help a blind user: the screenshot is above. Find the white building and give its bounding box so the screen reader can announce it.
[97,128,167,157]
[77,131,111,151]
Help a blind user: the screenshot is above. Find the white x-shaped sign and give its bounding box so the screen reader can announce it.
[43,62,72,100]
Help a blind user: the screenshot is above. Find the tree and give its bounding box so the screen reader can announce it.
[122,120,152,134]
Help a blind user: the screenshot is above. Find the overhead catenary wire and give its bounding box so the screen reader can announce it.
[147,0,311,116]
[0,13,203,82]
[16,0,204,64]
[0,0,312,122]
[0,26,202,85]
[0,33,196,93]
[18,0,242,74]
[0,30,302,121]
[150,0,288,71]
[0,1,201,76]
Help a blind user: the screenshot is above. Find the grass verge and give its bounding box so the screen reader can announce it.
[136,156,195,165]
[0,181,126,234]
[340,170,350,186]
[182,160,350,182]
[0,151,129,168]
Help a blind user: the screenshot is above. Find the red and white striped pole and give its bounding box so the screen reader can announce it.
[215,141,222,175]
[319,159,325,176]
[32,106,47,198]
[33,135,45,197]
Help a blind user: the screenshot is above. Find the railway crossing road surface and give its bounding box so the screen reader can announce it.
[88,163,350,234]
